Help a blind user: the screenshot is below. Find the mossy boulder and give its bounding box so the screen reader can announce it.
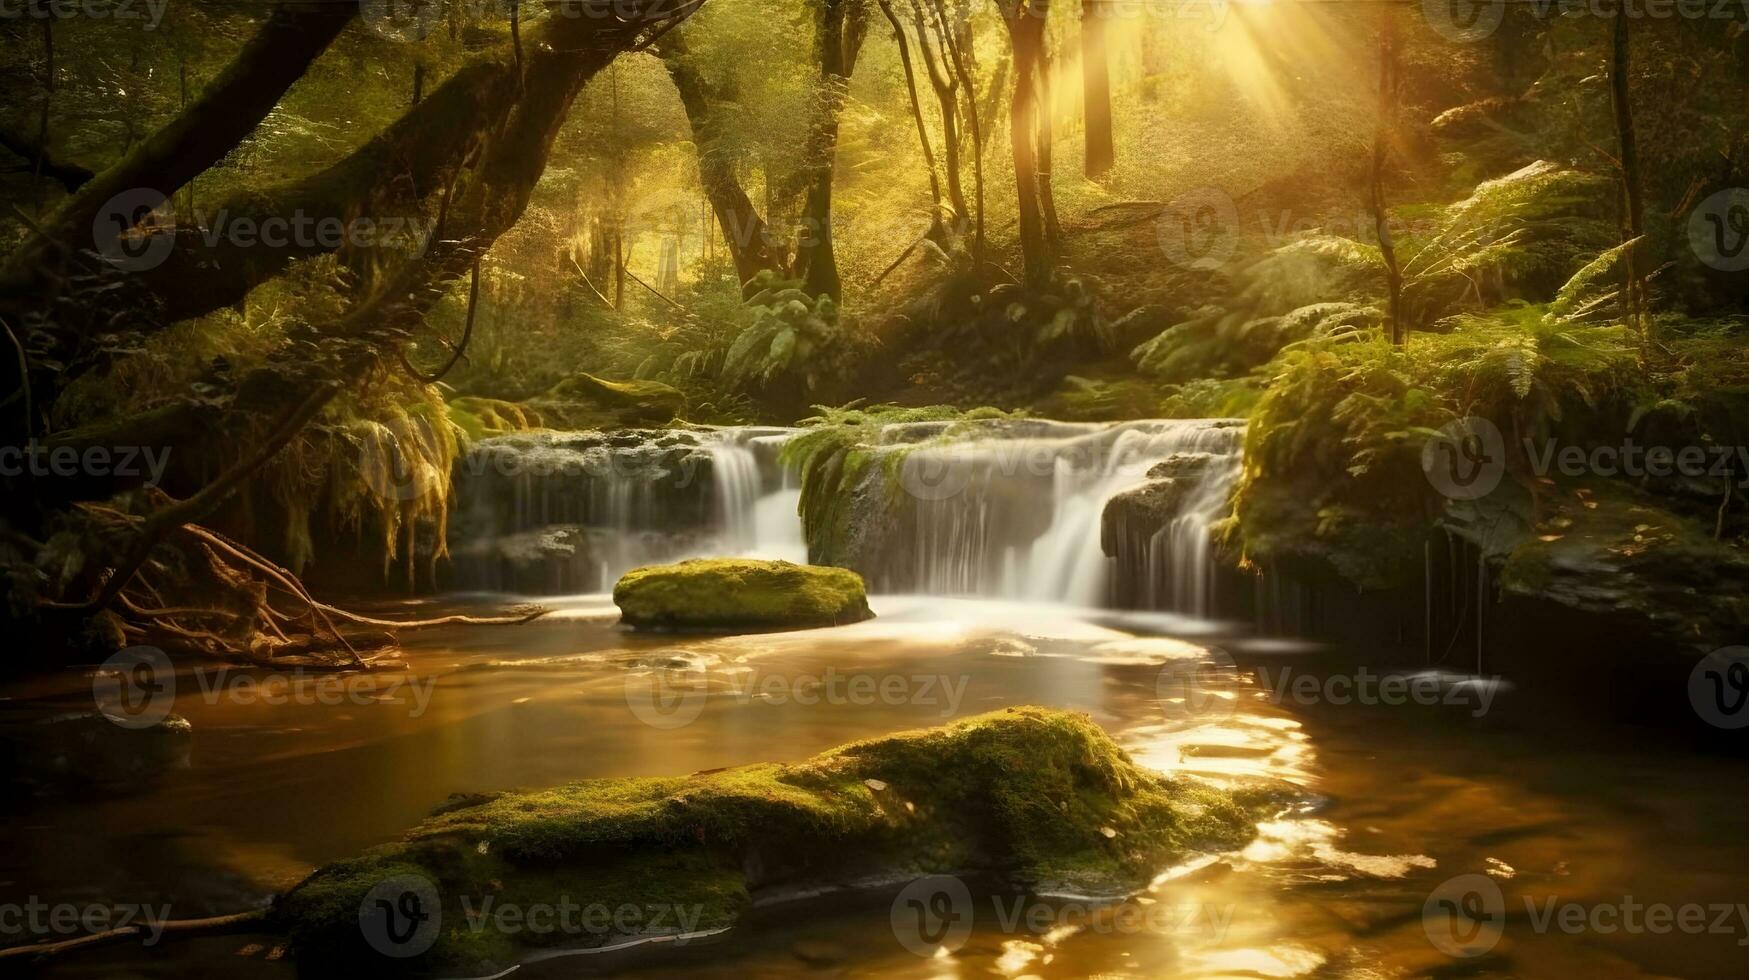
[272,708,1276,977]
[613,559,873,631]
[532,373,684,427]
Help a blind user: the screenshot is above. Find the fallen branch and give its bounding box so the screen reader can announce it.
[0,909,267,965]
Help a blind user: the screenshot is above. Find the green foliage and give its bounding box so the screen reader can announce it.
[723,270,855,395]
[779,403,1025,556]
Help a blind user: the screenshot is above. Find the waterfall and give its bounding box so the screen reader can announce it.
[886,419,1244,614]
[448,427,804,595]
[447,419,1245,614]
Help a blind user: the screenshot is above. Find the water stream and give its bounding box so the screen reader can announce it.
[2,421,1741,978]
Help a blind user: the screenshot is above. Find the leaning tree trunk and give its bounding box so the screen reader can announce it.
[1081,0,1113,179]
[6,2,698,666]
[909,0,969,231]
[0,1,356,309]
[658,33,785,289]
[878,0,946,239]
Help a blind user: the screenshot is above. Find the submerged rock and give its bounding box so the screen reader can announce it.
[0,709,192,799]
[273,707,1277,976]
[613,558,872,631]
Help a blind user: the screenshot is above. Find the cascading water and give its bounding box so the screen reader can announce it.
[884,419,1245,614]
[447,418,1244,614]
[448,427,804,594]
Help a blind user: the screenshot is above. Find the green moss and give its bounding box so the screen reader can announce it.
[612,558,872,631]
[273,708,1277,976]
[543,373,684,424]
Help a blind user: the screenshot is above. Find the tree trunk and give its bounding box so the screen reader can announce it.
[1001,2,1052,286]
[0,1,357,306]
[794,0,868,301]
[659,33,784,289]
[1610,14,1649,351]
[1034,5,1063,253]
[1081,0,1114,179]
[1369,12,1404,346]
[878,0,945,238]
[935,0,984,258]
[909,0,968,230]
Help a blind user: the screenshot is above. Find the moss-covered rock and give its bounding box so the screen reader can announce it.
[613,558,873,631]
[532,373,685,427]
[272,708,1276,977]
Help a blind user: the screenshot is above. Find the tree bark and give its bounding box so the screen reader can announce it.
[1000,0,1052,286]
[658,32,785,289]
[1369,11,1403,346]
[0,125,92,192]
[909,0,968,229]
[1081,0,1114,179]
[794,0,868,301]
[1610,13,1649,350]
[877,0,946,238]
[0,1,357,304]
